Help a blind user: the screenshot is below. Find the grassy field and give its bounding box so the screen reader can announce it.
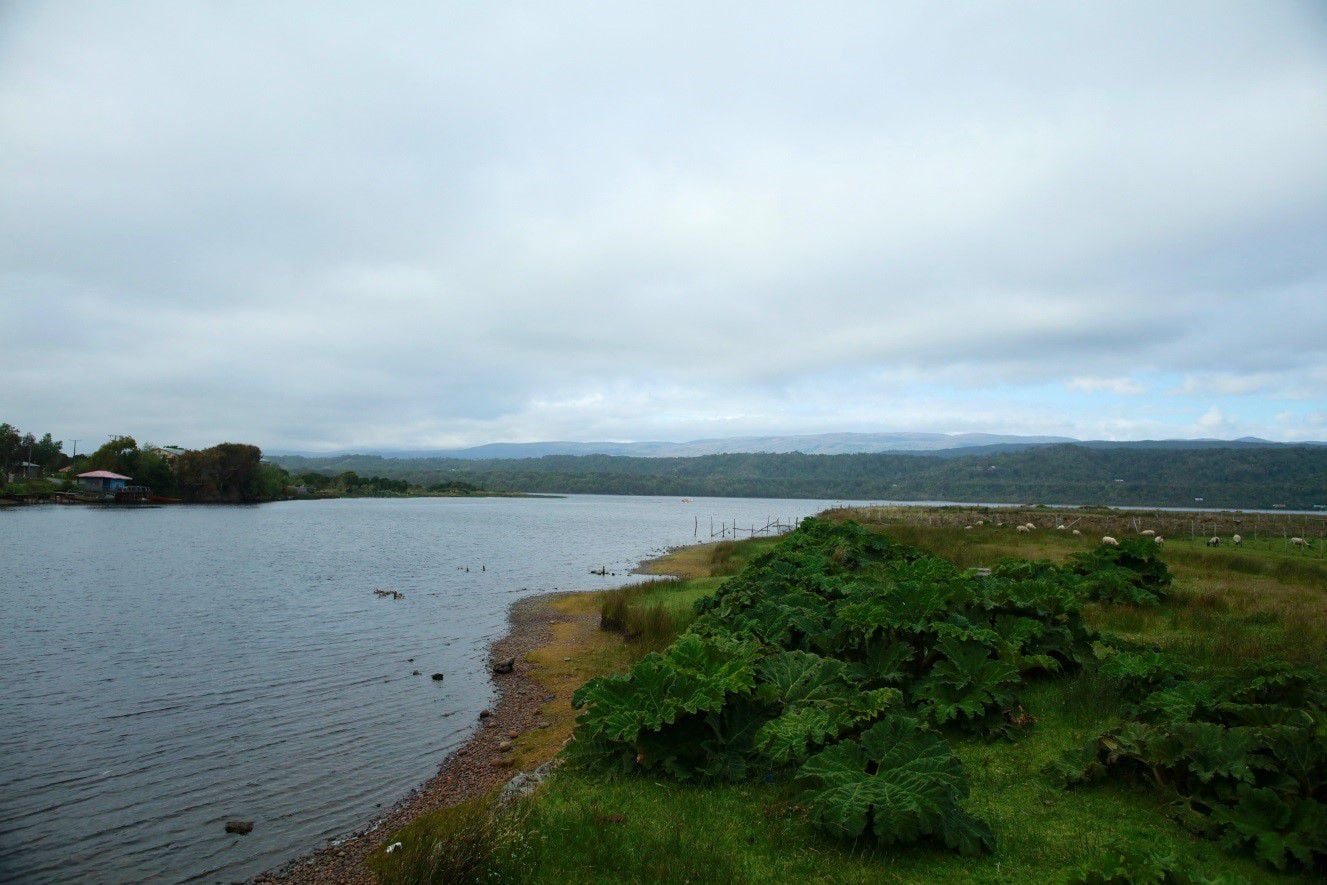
[376,508,1326,884]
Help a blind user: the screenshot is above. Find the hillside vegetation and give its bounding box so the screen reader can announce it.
[273,444,1327,510]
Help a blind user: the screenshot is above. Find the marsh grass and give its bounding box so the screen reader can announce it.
[368,795,537,885]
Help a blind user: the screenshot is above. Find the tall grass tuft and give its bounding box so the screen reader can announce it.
[708,541,742,575]
[599,587,633,632]
[368,795,536,885]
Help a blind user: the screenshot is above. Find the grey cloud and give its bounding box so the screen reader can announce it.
[2,2,1325,448]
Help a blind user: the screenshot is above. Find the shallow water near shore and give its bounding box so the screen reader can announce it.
[0,494,850,882]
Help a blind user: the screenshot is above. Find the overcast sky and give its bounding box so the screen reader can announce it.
[3,2,1325,452]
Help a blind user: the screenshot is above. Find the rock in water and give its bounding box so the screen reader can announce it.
[224,820,254,835]
[430,673,445,681]
[492,657,515,674]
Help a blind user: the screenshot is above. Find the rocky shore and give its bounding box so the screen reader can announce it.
[255,593,583,885]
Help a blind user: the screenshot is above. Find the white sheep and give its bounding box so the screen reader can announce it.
[1154,536,1165,546]
[1140,529,1155,536]
[1290,537,1309,548]
[975,519,985,526]
[964,525,973,530]
[1207,537,1221,547]
[1025,522,1037,530]
[1016,525,1030,533]
[1056,524,1067,531]
[1101,536,1119,546]
[1072,529,1081,536]
[386,842,403,854]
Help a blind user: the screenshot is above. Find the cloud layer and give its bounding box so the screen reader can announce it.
[3,2,1325,449]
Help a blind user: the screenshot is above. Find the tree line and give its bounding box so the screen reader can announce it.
[273,444,1327,510]
[2,422,286,503]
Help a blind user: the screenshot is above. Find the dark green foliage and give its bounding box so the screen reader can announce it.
[912,637,1019,732]
[569,518,1154,856]
[753,650,900,765]
[1069,845,1250,884]
[1054,658,1327,873]
[1071,538,1173,605]
[177,443,283,502]
[797,715,994,855]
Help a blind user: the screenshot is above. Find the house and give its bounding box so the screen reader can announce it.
[149,446,189,460]
[78,470,132,494]
[12,461,42,478]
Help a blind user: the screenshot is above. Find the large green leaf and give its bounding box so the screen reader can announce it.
[797,715,993,854]
[913,638,1019,728]
[752,650,900,764]
[572,633,759,745]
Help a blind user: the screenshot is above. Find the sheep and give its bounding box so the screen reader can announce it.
[1290,537,1310,548]
[1025,522,1037,530]
[1016,525,1030,533]
[975,519,985,526]
[1140,529,1156,536]
[1072,529,1081,536]
[1207,537,1221,547]
[1154,536,1165,546]
[386,842,403,854]
[964,525,973,530]
[1232,534,1242,546]
[1056,524,1067,531]
[1101,536,1119,546]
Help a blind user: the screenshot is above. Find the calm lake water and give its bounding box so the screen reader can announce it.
[0,495,852,882]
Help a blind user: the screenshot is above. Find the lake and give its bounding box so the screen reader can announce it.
[0,495,851,882]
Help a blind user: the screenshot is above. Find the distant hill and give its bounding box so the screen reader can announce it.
[272,433,1323,461]
[271,443,1327,510]
[283,432,1079,460]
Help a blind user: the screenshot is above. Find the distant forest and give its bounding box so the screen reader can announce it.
[272,444,1327,510]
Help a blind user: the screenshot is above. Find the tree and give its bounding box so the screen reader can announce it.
[176,443,283,502]
[86,436,141,475]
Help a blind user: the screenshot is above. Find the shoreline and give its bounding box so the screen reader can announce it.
[253,588,599,884]
[255,538,703,884]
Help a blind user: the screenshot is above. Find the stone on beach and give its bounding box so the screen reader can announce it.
[492,657,515,674]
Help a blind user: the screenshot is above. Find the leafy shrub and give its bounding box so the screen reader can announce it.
[1069,845,1249,884]
[570,519,1188,857]
[1071,538,1173,605]
[1053,659,1327,872]
[797,715,993,855]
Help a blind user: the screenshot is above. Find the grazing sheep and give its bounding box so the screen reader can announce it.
[1140,529,1156,536]
[1207,537,1221,547]
[1101,536,1119,546]
[1290,537,1310,548]
[1154,536,1165,546]
[1232,534,1242,546]
[965,525,973,530]
[1056,524,1067,531]
[1016,525,1030,533]
[976,519,985,526]
[1025,522,1037,530]
[386,842,403,854]
[1072,529,1081,536]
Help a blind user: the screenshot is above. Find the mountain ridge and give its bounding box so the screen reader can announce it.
[268,431,1323,460]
